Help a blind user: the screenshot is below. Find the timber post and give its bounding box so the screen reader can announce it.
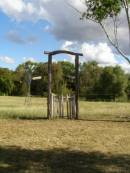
[48,54,52,119]
[75,55,79,120]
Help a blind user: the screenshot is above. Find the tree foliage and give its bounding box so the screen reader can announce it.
[81,0,130,63]
[97,66,127,100]
[0,61,130,101]
[82,0,121,22]
[80,61,102,99]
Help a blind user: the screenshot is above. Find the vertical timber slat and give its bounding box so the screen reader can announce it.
[48,54,52,119]
[66,95,69,119]
[51,93,54,118]
[75,55,79,120]
[61,95,64,118]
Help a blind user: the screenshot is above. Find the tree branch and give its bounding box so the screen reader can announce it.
[66,0,130,64]
[100,22,130,64]
[112,15,119,47]
[122,0,130,46]
[65,1,99,23]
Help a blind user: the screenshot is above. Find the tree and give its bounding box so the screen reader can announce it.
[80,0,130,63]
[14,61,37,96]
[80,61,102,99]
[13,63,26,96]
[0,77,14,95]
[60,61,75,92]
[52,62,64,95]
[97,66,128,100]
[0,68,14,95]
[126,73,130,99]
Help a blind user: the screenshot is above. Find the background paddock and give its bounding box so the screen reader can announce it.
[0,96,130,121]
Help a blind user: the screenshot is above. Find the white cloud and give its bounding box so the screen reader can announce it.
[0,0,48,21]
[119,62,130,73]
[81,43,118,65]
[61,41,77,50]
[60,41,117,65]
[0,56,15,64]
[0,0,130,58]
[60,41,78,62]
[61,40,130,73]
[23,57,36,62]
[1,1,128,53]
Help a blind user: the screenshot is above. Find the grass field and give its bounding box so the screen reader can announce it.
[0,96,130,121]
[0,96,47,119]
[0,96,130,173]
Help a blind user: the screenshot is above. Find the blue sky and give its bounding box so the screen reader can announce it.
[0,0,130,72]
[0,11,62,69]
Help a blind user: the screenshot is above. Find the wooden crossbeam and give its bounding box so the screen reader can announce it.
[44,50,83,56]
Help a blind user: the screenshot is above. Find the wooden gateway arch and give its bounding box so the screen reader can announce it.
[44,50,83,119]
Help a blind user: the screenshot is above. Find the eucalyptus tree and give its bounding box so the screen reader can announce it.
[80,0,130,63]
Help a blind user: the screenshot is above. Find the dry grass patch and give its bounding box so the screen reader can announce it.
[0,119,130,172]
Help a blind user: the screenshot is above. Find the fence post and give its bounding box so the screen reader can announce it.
[61,95,64,118]
[75,55,79,120]
[66,95,69,119]
[47,54,52,119]
[57,96,59,117]
[51,93,54,118]
[72,95,76,119]
[70,96,72,119]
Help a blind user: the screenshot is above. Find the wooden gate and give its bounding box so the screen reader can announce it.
[51,94,76,119]
[44,50,83,120]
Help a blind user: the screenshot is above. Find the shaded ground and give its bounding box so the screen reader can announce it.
[0,119,130,172]
[0,146,130,173]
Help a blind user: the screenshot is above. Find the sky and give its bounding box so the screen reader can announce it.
[0,0,130,72]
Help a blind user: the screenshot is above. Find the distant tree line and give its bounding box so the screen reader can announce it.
[0,60,130,101]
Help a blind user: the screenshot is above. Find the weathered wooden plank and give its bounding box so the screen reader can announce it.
[51,93,54,118]
[75,55,79,120]
[66,95,69,119]
[47,54,52,119]
[44,50,83,56]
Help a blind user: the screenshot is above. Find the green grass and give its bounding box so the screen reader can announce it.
[80,101,130,121]
[0,96,130,121]
[0,96,47,119]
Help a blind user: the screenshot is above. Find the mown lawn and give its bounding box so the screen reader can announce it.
[0,96,130,173]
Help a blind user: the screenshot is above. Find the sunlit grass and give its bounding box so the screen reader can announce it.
[80,101,130,120]
[0,96,47,119]
[0,96,130,120]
